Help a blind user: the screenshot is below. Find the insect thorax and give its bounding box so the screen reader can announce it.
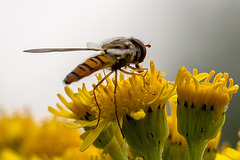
[110,53,134,70]
[102,38,142,70]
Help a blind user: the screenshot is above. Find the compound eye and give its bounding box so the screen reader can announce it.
[130,38,147,63]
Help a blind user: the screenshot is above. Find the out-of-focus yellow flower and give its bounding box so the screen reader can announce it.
[60,146,111,160]
[215,147,240,160]
[20,118,82,157]
[204,131,221,160]
[0,112,37,150]
[168,101,186,146]
[163,101,186,160]
[0,148,23,160]
[237,130,240,151]
[0,113,105,160]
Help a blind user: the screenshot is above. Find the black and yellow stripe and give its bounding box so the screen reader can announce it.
[64,55,114,84]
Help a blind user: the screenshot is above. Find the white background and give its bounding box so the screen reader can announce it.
[0,0,239,145]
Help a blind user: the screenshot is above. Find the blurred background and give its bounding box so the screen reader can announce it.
[0,0,239,146]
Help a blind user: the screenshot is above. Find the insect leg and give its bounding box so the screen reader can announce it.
[120,68,155,95]
[128,65,151,86]
[128,64,152,87]
[119,68,147,85]
[93,71,114,129]
[128,65,150,85]
[114,70,125,138]
[128,64,148,73]
[103,69,107,77]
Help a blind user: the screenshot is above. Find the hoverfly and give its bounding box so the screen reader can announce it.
[24,37,151,136]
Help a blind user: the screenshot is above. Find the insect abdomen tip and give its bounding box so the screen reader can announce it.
[63,79,71,85]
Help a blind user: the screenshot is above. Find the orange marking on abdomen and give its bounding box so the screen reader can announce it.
[64,55,114,84]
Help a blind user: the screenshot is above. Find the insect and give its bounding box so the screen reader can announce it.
[24,37,151,136]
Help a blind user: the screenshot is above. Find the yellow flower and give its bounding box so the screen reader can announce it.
[175,66,238,160]
[49,60,175,121]
[94,60,175,120]
[0,148,24,160]
[48,83,95,121]
[163,101,186,160]
[215,130,240,160]
[0,112,105,160]
[215,148,240,160]
[237,130,240,151]
[60,146,111,160]
[0,112,37,150]
[20,118,82,158]
[176,66,239,117]
[49,61,176,160]
[204,131,221,160]
[168,101,186,147]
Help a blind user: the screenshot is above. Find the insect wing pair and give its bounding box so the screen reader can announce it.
[24,38,148,84]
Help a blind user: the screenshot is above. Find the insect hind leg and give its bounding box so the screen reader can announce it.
[92,71,114,129]
[114,70,125,138]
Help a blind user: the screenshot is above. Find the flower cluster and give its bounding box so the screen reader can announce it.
[0,60,239,159]
[48,60,239,160]
[0,113,109,160]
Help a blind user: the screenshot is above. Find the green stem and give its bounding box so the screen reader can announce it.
[110,148,128,160]
[142,147,162,160]
[186,139,208,160]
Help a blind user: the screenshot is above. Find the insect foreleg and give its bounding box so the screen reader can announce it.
[120,68,155,95]
[128,65,148,73]
[92,71,114,129]
[119,68,147,86]
[128,65,150,85]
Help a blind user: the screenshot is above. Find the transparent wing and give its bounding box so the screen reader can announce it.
[106,48,137,55]
[23,48,101,53]
[86,42,102,50]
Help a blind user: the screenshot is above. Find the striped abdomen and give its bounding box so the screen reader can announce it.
[64,54,114,84]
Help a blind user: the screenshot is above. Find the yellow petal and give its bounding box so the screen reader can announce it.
[113,118,124,147]
[74,119,98,127]
[80,119,109,152]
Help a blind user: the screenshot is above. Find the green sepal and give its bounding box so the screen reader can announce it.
[177,101,226,160]
[123,106,169,160]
